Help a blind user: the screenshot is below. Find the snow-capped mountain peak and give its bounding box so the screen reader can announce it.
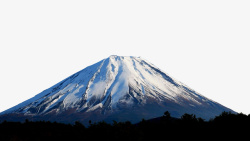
[0,55,234,123]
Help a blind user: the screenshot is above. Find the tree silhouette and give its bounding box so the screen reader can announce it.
[181,113,197,122]
[163,111,171,119]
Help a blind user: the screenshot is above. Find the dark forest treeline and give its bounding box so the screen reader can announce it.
[1,111,250,141]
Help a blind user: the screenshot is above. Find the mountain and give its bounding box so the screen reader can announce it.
[0,55,234,124]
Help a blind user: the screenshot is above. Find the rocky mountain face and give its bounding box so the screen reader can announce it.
[0,55,234,124]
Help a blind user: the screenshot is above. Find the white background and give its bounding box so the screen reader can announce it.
[0,0,250,115]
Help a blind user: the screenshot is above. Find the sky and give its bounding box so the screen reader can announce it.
[0,0,250,115]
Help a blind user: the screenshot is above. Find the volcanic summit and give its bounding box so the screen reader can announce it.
[0,55,234,124]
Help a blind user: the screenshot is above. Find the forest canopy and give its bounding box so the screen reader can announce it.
[0,111,249,141]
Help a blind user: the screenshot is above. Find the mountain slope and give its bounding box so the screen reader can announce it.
[0,55,234,124]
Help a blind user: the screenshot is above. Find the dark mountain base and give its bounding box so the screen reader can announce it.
[0,98,233,126]
[0,111,249,141]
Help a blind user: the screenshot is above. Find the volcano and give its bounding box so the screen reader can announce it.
[0,55,234,124]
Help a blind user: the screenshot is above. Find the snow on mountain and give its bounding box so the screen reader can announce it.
[0,55,234,123]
